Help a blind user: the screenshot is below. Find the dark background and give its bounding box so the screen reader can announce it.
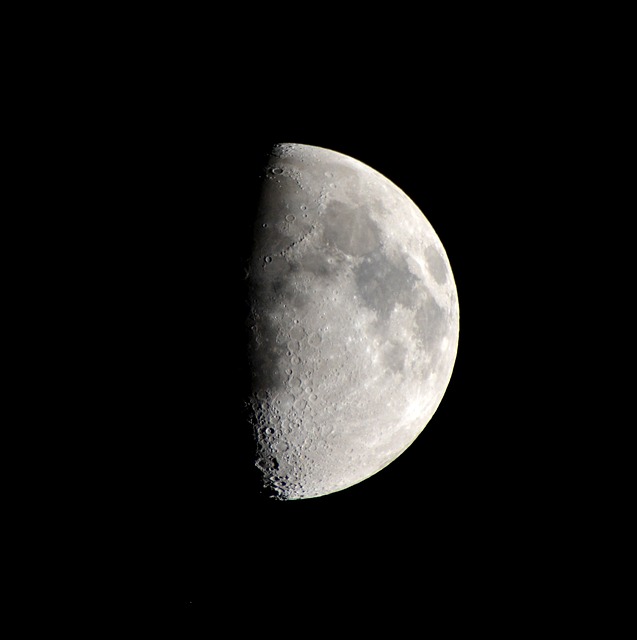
[12,5,626,629]
[8,0,628,628]
[64,41,594,625]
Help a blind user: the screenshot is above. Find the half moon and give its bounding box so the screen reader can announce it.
[246,143,459,500]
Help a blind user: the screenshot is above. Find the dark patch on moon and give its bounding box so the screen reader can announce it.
[292,251,336,279]
[322,201,381,257]
[354,250,419,326]
[253,222,293,258]
[425,245,449,285]
[251,257,310,313]
[415,294,448,358]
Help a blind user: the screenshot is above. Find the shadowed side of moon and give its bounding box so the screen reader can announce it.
[246,143,459,500]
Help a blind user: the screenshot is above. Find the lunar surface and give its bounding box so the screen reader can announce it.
[246,143,459,500]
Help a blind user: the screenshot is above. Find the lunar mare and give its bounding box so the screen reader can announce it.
[246,143,459,500]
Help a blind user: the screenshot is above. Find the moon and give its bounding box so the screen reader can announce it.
[246,143,459,500]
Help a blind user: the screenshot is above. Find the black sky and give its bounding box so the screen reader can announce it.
[93,63,575,622]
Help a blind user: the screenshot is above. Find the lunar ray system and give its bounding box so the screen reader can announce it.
[246,143,459,500]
